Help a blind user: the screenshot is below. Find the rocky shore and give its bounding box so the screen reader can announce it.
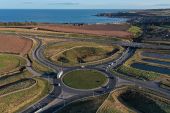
[96,9,170,24]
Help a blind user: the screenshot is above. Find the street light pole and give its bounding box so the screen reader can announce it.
[64,99,66,106]
[48,75,50,92]
[93,90,95,97]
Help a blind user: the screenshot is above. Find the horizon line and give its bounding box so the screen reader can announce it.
[0,8,168,10]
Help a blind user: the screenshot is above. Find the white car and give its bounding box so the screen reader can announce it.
[111,62,115,65]
[81,66,85,68]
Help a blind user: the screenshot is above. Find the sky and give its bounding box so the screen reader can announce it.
[0,0,170,9]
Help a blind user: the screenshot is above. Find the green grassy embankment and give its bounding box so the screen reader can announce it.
[97,86,170,113]
[0,76,51,113]
[57,94,108,113]
[0,54,26,75]
[45,41,123,67]
[115,50,160,81]
[0,78,36,96]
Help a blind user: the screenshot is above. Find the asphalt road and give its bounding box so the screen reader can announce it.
[21,37,117,113]
[21,36,170,113]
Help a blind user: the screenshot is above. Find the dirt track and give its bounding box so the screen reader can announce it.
[0,34,32,55]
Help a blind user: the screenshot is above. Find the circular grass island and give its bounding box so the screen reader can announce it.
[62,70,108,90]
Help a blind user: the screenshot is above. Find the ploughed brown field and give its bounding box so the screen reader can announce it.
[0,34,32,55]
[38,24,132,38]
[5,23,132,38]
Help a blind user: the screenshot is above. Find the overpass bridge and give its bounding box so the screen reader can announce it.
[112,41,170,50]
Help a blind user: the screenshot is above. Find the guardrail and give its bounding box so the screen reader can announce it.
[112,41,170,50]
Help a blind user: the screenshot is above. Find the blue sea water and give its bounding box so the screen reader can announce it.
[0,9,128,24]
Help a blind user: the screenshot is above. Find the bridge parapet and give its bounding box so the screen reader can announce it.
[112,41,170,50]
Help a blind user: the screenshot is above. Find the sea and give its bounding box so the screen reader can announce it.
[0,9,128,24]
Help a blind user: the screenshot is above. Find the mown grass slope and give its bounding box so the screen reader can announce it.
[0,54,26,75]
[97,86,170,113]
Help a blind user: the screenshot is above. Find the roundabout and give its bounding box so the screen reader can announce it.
[62,69,108,90]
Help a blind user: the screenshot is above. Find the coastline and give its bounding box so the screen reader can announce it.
[0,9,128,24]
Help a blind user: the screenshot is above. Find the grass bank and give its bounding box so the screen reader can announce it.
[0,78,36,96]
[44,41,123,67]
[57,94,108,113]
[116,49,170,81]
[0,77,51,113]
[97,86,170,113]
[0,54,26,75]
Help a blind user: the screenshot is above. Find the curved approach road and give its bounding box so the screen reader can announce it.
[21,37,117,113]
[22,36,170,113]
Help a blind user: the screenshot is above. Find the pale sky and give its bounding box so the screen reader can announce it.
[0,0,170,9]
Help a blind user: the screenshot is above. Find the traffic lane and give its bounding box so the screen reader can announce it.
[40,69,116,113]
[42,88,113,113]
[21,78,62,113]
[36,45,60,71]
[59,67,117,93]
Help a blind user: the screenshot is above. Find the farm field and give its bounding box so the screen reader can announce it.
[0,34,32,55]
[0,27,121,42]
[0,23,132,38]
[0,34,51,113]
[36,23,132,38]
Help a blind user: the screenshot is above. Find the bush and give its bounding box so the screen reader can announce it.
[117,65,159,80]
[128,26,142,38]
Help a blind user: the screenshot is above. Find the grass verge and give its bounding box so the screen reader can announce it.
[0,77,51,113]
[97,86,170,113]
[0,54,26,75]
[29,38,53,73]
[0,71,32,86]
[0,78,36,96]
[45,41,123,67]
[57,94,108,113]
[159,79,170,90]
[116,65,159,81]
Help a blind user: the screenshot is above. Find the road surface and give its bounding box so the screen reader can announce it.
[21,36,170,113]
